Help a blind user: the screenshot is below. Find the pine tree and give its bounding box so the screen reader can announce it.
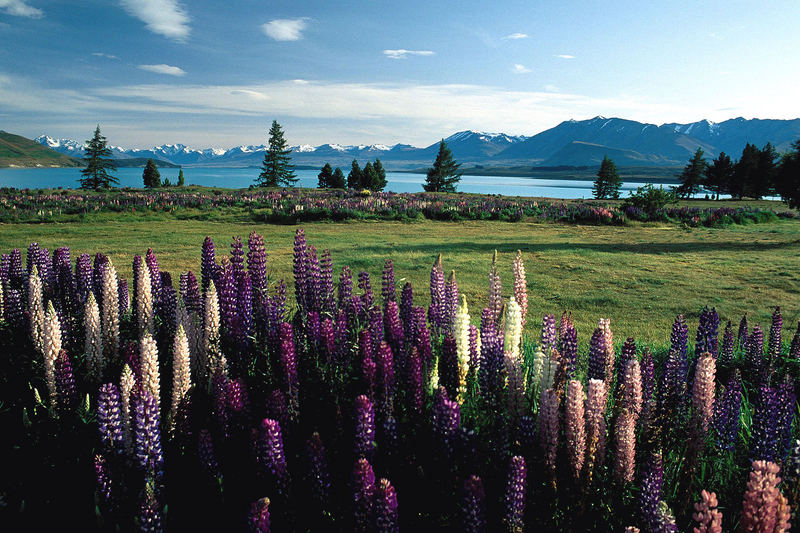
[317,163,334,188]
[423,140,462,192]
[372,159,388,192]
[330,167,346,189]
[676,148,707,198]
[755,142,779,198]
[255,120,297,187]
[362,162,377,191]
[348,159,363,189]
[777,140,800,208]
[732,143,760,199]
[704,152,734,199]
[79,125,118,190]
[177,169,185,186]
[592,155,621,199]
[142,158,161,188]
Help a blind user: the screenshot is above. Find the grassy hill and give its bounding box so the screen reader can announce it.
[0,131,83,167]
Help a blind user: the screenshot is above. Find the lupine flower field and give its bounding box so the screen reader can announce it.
[1,229,799,532]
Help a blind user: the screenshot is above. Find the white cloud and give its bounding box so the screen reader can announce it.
[383,49,435,60]
[231,89,267,100]
[119,0,190,41]
[512,64,531,74]
[0,0,43,18]
[292,79,309,85]
[138,64,186,76]
[504,33,528,40]
[92,52,120,60]
[261,18,308,41]
[544,84,561,93]
[555,54,575,59]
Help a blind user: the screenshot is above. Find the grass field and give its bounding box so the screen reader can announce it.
[2,215,799,347]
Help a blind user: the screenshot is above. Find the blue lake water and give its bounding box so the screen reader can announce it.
[0,167,673,199]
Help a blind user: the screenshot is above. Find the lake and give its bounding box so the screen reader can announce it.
[0,167,674,199]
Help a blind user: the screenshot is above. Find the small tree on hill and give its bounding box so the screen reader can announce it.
[330,167,346,189]
[177,169,185,186]
[592,155,621,199]
[704,152,734,200]
[142,158,161,188]
[79,125,118,190]
[676,148,707,199]
[317,163,334,188]
[423,140,462,192]
[255,120,297,187]
[348,159,363,189]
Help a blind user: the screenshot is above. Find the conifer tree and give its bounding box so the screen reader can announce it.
[372,159,388,191]
[362,161,377,191]
[177,169,185,186]
[704,152,734,200]
[317,163,334,188]
[255,120,297,187]
[777,140,800,208]
[348,159,363,189]
[331,167,346,189]
[592,155,621,199]
[142,158,161,188]
[731,143,760,199]
[676,148,707,198]
[423,140,462,192]
[79,125,118,190]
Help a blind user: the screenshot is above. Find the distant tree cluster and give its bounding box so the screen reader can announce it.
[143,159,185,188]
[317,163,346,189]
[346,159,388,192]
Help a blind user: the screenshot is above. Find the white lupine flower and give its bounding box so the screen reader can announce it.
[171,324,192,419]
[454,294,471,403]
[203,280,221,378]
[84,291,103,379]
[102,261,120,357]
[531,348,546,394]
[136,258,154,336]
[28,264,44,354]
[120,363,135,451]
[503,297,523,362]
[539,356,559,401]
[43,300,62,408]
[140,333,160,406]
[512,250,528,328]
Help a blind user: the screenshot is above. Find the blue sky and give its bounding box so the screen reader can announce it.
[1,0,799,148]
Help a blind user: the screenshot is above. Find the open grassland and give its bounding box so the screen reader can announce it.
[2,216,799,346]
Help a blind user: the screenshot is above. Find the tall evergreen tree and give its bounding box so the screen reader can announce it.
[142,158,161,188]
[330,167,346,189]
[255,120,297,187]
[592,155,621,199]
[755,142,779,198]
[362,161,377,191]
[676,148,707,198]
[177,169,185,186]
[423,140,462,193]
[732,143,760,199]
[777,140,800,208]
[704,152,734,200]
[372,159,388,192]
[79,125,118,190]
[347,159,363,189]
[317,163,334,188]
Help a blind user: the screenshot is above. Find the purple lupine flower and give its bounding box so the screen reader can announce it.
[412,306,432,367]
[145,248,161,307]
[433,389,461,460]
[381,259,396,305]
[503,456,527,533]
[75,253,93,303]
[374,478,399,533]
[9,248,24,287]
[201,236,217,292]
[559,321,578,379]
[713,371,742,452]
[0,253,9,283]
[305,245,322,313]
[768,306,783,362]
[751,385,781,462]
[541,314,556,353]
[266,389,289,433]
[670,314,688,358]
[695,306,719,359]
[440,334,459,401]
[320,317,335,360]
[789,321,800,360]
[462,475,486,533]
[230,235,245,279]
[353,458,375,533]
[124,341,141,385]
[5,288,24,330]
[306,310,321,348]
[444,270,458,333]
[719,320,734,365]
[134,389,163,477]
[248,497,271,533]
[406,346,423,415]
[359,329,376,399]
[137,482,162,533]
[737,314,749,351]
[237,272,253,350]
[306,432,332,511]
[37,247,54,293]
[226,377,249,417]
[319,249,334,315]
[746,325,764,374]
[26,242,39,274]
[217,260,237,335]
[618,337,636,383]
[587,327,607,381]
[640,453,665,533]
[354,394,375,460]
[94,454,113,508]
[259,418,289,495]
[118,277,129,315]
[776,380,796,459]
[383,301,404,368]
[198,428,220,479]
[158,282,177,340]
[334,309,349,362]
[55,349,76,414]
[338,265,353,309]
[428,255,445,335]
[184,271,201,315]
[358,270,374,311]
[400,282,413,339]
[369,305,384,352]
[479,310,504,401]
[279,322,299,419]
[98,382,124,453]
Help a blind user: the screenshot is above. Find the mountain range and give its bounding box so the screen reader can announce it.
[36,116,800,169]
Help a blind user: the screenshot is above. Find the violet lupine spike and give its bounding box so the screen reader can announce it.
[226,377,249,416]
[320,317,335,361]
[640,452,666,533]
[248,497,271,533]
[559,321,578,379]
[789,321,800,360]
[428,254,445,334]
[37,247,54,294]
[353,458,376,533]
[230,235,245,279]
[198,428,220,479]
[412,306,432,368]
[183,271,201,315]
[319,249,334,315]
[134,389,163,478]
[381,259,396,305]
[5,288,23,330]
[440,334,459,401]
[266,389,289,434]
[695,306,720,359]
[369,305,384,352]
[541,314,556,354]
[118,277,129,315]
[433,389,461,460]
[354,394,376,460]
[618,337,637,386]
[719,320,734,366]
[769,306,783,363]
[358,270,374,312]
[137,482,163,533]
[279,322,299,420]
[201,236,217,292]
[26,242,39,274]
[9,248,24,287]
[671,314,689,358]
[479,310,504,401]
[0,252,9,283]
[306,432,332,512]
[462,475,487,533]
[503,455,527,533]
[338,265,353,309]
[359,330,376,400]
[374,478,399,533]
[75,253,93,303]
[383,301,404,366]
[237,272,253,349]
[305,245,321,314]
[159,282,177,340]
[746,325,764,375]
[145,248,161,308]
[538,388,559,476]
[713,371,742,452]
[306,311,321,348]
[334,309,348,362]
[259,418,290,495]
[737,314,749,352]
[776,380,796,459]
[444,270,458,333]
[55,349,76,414]
[94,454,114,509]
[751,385,781,462]
[400,282,413,338]
[98,382,124,453]
[217,259,237,335]
[587,327,607,382]
[406,346,423,415]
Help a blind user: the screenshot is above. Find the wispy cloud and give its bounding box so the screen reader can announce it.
[119,0,190,41]
[261,18,308,41]
[0,0,43,18]
[138,64,186,76]
[555,54,575,59]
[383,49,435,60]
[512,64,531,74]
[504,33,528,40]
[92,52,120,60]
[230,89,267,100]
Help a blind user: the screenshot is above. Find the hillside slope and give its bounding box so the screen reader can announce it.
[0,131,83,167]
